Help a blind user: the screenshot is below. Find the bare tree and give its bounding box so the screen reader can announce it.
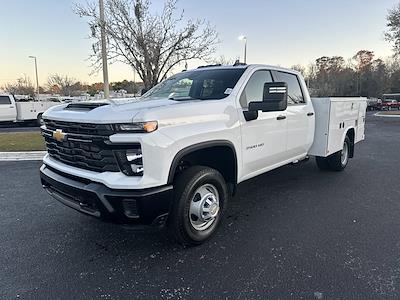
[75,0,219,89]
[47,74,78,96]
[291,64,306,76]
[3,77,35,96]
[353,50,374,72]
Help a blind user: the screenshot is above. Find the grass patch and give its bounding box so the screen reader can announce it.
[379,111,400,115]
[0,132,45,152]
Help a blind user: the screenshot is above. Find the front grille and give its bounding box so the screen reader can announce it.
[43,119,119,173]
[44,136,120,172]
[43,119,115,136]
[42,119,143,175]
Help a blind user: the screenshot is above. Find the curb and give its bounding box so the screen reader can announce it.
[0,151,46,161]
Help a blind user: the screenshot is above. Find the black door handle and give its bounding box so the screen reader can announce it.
[307,112,314,116]
[277,115,286,120]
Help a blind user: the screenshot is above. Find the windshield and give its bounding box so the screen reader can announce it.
[141,68,246,101]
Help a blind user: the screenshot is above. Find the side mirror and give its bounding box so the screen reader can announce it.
[248,82,288,113]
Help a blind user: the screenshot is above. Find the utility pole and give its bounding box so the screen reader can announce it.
[28,56,40,100]
[99,0,110,99]
[133,68,136,96]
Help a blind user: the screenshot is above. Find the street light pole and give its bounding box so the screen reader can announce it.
[99,0,110,99]
[238,36,247,64]
[28,56,40,100]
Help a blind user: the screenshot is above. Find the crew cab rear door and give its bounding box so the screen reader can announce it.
[239,70,288,179]
[272,71,314,158]
[0,95,16,122]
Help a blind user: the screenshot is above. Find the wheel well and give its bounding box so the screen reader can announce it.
[346,128,355,158]
[168,143,238,191]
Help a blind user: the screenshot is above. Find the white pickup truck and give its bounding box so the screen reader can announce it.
[40,65,367,245]
[0,94,60,125]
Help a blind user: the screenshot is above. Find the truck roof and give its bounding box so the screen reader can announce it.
[189,64,301,76]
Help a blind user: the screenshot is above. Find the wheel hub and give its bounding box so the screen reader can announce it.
[209,202,219,218]
[189,184,220,231]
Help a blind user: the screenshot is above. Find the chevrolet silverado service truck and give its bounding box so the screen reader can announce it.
[40,65,367,245]
[0,94,60,125]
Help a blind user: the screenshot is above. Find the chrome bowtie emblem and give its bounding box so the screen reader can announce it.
[53,129,66,142]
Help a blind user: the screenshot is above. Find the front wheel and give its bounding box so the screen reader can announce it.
[168,166,228,246]
[37,113,44,126]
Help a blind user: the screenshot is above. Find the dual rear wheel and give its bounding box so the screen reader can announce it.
[316,136,351,171]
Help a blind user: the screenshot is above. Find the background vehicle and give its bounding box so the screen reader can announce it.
[0,94,61,125]
[367,98,380,111]
[379,99,400,110]
[39,65,367,245]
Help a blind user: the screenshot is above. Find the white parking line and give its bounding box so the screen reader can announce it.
[0,151,46,161]
[374,112,400,118]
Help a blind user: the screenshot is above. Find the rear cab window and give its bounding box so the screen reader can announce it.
[273,71,305,105]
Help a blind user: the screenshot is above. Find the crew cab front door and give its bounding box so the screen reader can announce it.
[0,96,16,122]
[239,70,288,179]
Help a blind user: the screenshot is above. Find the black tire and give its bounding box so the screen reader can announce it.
[37,113,44,126]
[315,156,330,170]
[168,166,228,246]
[327,136,351,171]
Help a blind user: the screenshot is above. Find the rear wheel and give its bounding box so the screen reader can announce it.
[315,136,351,171]
[168,166,228,246]
[327,136,351,171]
[315,156,330,170]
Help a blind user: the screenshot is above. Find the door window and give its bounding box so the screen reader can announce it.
[0,96,11,105]
[274,72,305,105]
[240,70,273,108]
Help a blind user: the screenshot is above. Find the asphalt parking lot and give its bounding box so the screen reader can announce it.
[1,114,400,299]
[0,123,39,133]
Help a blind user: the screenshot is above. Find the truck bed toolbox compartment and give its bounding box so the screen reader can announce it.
[308,97,367,157]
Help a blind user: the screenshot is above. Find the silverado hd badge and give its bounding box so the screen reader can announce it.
[53,129,67,142]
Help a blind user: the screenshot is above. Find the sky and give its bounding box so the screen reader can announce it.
[0,0,398,86]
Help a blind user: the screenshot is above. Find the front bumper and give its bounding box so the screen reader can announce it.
[40,165,173,226]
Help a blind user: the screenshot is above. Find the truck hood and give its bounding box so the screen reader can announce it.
[43,98,182,123]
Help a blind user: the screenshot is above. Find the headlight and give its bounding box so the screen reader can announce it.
[116,121,158,133]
